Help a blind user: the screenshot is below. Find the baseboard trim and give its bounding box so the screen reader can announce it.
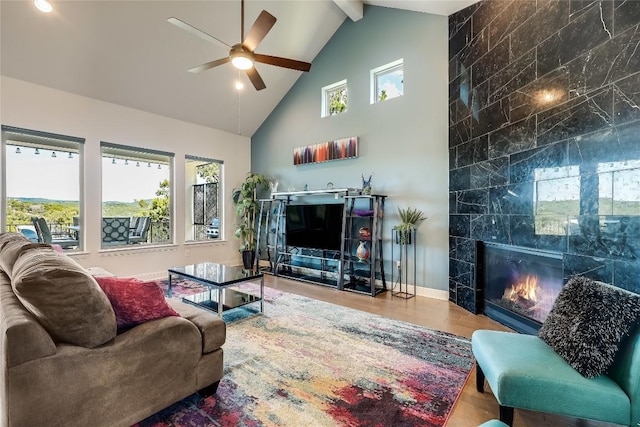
[414,286,449,301]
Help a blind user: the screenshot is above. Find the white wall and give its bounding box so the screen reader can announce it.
[0,76,251,278]
[251,6,450,297]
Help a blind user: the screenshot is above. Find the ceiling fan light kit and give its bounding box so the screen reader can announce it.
[168,0,311,91]
[230,45,255,70]
[34,0,53,13]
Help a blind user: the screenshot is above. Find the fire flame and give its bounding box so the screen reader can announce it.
[504,275,540,303]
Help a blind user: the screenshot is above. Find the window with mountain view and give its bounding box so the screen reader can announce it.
[101,142,173,249]
[185,156,222,242]
[1,125,83,251]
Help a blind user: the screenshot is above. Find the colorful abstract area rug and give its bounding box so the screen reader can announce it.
[138,281,474,427]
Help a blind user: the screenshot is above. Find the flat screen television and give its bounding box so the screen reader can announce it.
[285,203,344,251]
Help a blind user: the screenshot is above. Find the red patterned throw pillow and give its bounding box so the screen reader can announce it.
[94,276,179,330]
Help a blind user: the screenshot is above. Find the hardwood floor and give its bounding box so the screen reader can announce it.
[264,275,621,427]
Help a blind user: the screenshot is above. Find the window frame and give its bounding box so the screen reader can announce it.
[321,79,348,118]
[370,58,404,104]
[1,125,84,251]
[185,155,223,242]
[100,141,174,249]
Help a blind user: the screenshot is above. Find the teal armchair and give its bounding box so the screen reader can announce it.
[472,327,640,426]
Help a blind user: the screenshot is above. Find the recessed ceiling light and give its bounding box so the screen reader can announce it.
[34,0,53,13]
[235,81,244,90]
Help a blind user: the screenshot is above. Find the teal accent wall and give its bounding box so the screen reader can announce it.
[251,5,449,293]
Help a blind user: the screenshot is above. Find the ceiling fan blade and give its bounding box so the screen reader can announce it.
[242,10,277,52]
[188,57,231,73]
[246,67,266,91]
[167,17,231,50]
[254,54,311,72]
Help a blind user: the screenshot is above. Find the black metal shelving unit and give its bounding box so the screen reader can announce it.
[339,194,387,296]
[255,189,387,297]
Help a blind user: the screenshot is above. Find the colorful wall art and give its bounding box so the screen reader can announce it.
[293,137,358,165]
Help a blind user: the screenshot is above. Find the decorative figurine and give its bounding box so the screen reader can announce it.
[361,173,372,195]
[269,180,279,196]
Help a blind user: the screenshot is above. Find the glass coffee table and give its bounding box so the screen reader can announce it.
[168,262,264,319]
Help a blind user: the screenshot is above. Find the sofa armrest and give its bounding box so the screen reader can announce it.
[168,298,226,353]
[0,272,56,367]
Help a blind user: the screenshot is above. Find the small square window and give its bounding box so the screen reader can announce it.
[371,59,403,104]
[321,80,348,118]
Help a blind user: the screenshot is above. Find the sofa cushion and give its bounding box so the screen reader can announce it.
[11,249,117,348]
[0,232,29,275]
[538,276,640,378]
[0,231,28,247]
[0,271,57,367]
[168,298,226,353]
[0,237,53,279]
[94,276,179,330]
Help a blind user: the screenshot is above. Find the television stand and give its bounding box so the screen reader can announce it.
[255,189,386,297]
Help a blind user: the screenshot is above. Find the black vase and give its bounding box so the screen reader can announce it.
[242,249,256,270]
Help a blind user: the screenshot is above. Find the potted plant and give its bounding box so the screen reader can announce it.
[232,172,268,269]
[394,207,427,245]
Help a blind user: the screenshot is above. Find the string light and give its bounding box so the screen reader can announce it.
[51,151,57,158]
[34,148,40,155]
[68,152,73,159]
[15,147,21,154]
[147,162,151,168]
[112,157,116,165]
[124,159,129,166]
[136,161,140,167]
[158,164,161,170]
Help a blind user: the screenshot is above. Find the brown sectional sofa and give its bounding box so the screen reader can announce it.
[0,232,226,426]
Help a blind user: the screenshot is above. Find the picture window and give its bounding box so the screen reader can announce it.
[2,125,84,251]
[100,142,174,248]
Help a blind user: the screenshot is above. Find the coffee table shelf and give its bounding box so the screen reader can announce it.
[168,262,264,320]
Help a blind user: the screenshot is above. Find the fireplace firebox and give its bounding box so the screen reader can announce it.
[478,242,563,335]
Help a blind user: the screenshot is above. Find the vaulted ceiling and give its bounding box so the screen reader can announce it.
[0,1,479,137]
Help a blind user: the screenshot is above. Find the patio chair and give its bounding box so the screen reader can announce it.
[102,217,130,246]
[30,217,78,249]
[129,216,151,244]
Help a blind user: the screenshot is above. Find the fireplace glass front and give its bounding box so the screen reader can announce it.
[480,243,563,334]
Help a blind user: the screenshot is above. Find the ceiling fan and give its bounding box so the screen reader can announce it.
[168,0,312,91]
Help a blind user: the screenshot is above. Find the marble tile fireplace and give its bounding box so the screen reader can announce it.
[448,0,640,315]
[479,242,563,334]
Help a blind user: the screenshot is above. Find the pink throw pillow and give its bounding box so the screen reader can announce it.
[94,276,179,330]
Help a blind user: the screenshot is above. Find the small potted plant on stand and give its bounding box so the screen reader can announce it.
[394,207,427,245]
[232,172,268,269]
[392,207,427,299]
